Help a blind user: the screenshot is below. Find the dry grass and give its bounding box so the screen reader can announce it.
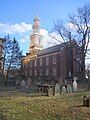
[0,87,90,120]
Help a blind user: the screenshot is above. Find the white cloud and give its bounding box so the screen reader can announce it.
[20,34,29,44]
[19,28,63,54]
[0,22,64,54]
[40,29,63,48]
[0,22,32,34]
[0,22,62,47]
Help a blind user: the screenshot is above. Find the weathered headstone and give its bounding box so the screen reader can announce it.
[83,95,90,107]
[48,87,53,97]
[73,77,77,92]
[62,86,66,93]
[27,77,32,87]
[16,80,20,88]
[21,80,26,87]
[85,96,90,107]
[55,83,60,96]
[67,85,72,93]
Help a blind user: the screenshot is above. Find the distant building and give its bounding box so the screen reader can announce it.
[22,16,85,87]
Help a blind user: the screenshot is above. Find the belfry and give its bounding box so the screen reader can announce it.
[23,15,43,63]
[29,15,43,55]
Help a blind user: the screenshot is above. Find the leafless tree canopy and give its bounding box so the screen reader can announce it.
[69,5,90,54]
[52,4,90,78]
[54,4,90,58]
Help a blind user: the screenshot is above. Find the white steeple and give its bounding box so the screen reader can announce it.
[29,15,43,54]
[32,14,40,33]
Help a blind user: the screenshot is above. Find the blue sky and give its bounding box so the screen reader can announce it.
[0,0,90,55]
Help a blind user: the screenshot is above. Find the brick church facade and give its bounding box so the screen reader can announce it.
[22,15,85,86]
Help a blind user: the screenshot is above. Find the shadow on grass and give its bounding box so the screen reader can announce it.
[0,85,48,98]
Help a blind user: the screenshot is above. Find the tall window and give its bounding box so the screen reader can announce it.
[26,70,27,75]
[77,58,82,72]
[46,68,49,75]
[53,67,56,75]
[30,70,32,76]
[46,56,49,65]
[35,70,37,76]
[30,61,32,67]
[40,58,42,66]
[40,69,42,76]
[35,59,37,67]
[53,55,56,64]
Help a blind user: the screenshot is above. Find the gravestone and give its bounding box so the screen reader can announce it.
[62,86,66,93]
[55,83,60,96]
[67,85,72,93]
[73,77,77,92]
[16,80,20,88]
[83,95,90,107]
[27,77,32,87]
[21,80,26,87]
[48,87,53,97]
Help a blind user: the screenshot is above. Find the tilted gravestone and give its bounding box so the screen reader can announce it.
[67,85,72,93]
[62,86,66,93]
[83,95,90,107]
[21,80,26,87]
[48,87,53,97]
[55,83,60,96]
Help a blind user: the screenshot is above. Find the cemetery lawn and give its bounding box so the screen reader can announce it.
[0,89,90,120]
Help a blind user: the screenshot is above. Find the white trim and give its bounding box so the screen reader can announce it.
[38,52,60,58]
[24,51,60,62]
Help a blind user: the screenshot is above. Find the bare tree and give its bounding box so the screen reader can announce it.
[53,4,90,80]
[69,4,90,57]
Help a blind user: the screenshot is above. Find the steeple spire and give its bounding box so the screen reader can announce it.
[33,14,40,33]
[29,15,43,54]
[34,13,39,20]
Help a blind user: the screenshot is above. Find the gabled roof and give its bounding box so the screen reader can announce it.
[24,40,78,59]
[37,40,79,56]
[37,43,65,56]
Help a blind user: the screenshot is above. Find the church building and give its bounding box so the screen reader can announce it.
[22,15,85,87]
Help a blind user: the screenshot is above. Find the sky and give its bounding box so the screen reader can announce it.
[0,0,90,64]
